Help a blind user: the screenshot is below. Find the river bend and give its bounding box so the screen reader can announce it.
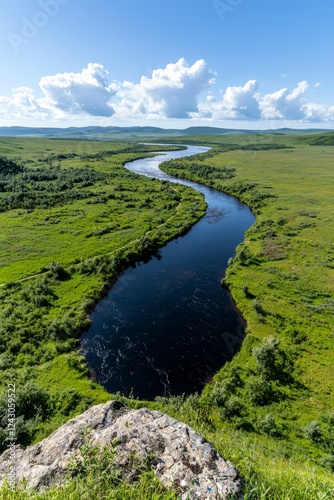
[81,145,255,399]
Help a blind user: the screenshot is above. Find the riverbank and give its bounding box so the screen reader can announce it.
[81,146,254,399]
[0,138,206,450]
[158,134,334,486]
[1,134,334,499]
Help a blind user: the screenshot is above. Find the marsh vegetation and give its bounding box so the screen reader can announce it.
[1,132,334,498]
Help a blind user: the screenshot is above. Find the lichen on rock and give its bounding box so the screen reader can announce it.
[0,400,243,499]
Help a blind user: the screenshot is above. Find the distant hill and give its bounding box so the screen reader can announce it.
[268,127,333,134]
[0,126,178,139]
[0,125,332,140]
[303,132,334,145]
[0,125,255,139]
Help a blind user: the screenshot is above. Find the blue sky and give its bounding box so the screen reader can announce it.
[1,0,334,129]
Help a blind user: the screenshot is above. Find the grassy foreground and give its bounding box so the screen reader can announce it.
[1,133,334,498]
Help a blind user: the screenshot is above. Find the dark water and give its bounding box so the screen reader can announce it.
[81,145,255,399]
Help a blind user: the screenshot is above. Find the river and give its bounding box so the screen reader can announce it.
[81,145,255,399]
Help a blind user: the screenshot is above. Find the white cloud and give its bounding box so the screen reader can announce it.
[301,102,334,122]
[0,87,56,121]
[39,63,116,117]
[0,61,334,125]
[258,81,309,120]
[115,58,216,119]
[0,64,116,122]
[198,80,261,120]
[198,79,334,123]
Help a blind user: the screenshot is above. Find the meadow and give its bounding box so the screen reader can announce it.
[159,132,334,497]
[1,133,334,499]
[0,137,206,449]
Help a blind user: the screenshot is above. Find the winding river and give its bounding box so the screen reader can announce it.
[81,145,255,399]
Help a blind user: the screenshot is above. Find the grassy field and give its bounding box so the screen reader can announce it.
[158,132,334,496]
[0,139,197,284]
[1,133,334,499]
[0,137,206,453]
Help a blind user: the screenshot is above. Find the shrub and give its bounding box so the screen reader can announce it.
[247,376,276,406]
[222,396,244,418]
[304,421,322,443]
[252,298,267,317]
[242,285,254,298]
[183,392,201,410]
[15,381,52,421]
[67,355,89,375]
[228,365,244,388]
[252,336,293,381]
[321,411,334,426]
[238,246,252,265]
[257,413,281,437]
[321,454,334,472]
[0,353,12,370]
[48,319,70,340]
[210,381,231,406]
[45,260,68,280]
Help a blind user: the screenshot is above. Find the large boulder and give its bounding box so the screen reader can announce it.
[0,401,243,499]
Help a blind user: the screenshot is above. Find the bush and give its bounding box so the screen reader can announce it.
[48,319,70,340]
[45,260,68,280]
[210,380,232,406]
[321,411,334,426]
[238,246,253,265]
[321,454,334,472]
[257,413,281,437]
[252,336,292,381]
[0,353,12,370]
[252,298,267,317]
[228,365,244,388]
[222,396,244,418]
[247,376,277,406]
[304,421,322,443]
[15,381,52,421]
[242,285,254,298]
[65,354,89,377]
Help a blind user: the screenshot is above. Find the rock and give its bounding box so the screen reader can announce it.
[0,401,243,499]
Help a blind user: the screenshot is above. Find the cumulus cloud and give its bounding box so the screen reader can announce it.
[258,81,309,120]
[39,63,116,117]
[199,79,334,122]
[301,102,334,122]
[198,80,261,120]
[0,87,56,121]
[115,58,216,119]
[0,60,334,125]
[0,63,116,122]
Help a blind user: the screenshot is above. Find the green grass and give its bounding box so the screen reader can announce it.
[1,133,334,499]
[158,133,334,490]
[0,140,199,284]
[0,137,206,455]
[0,443,178,499]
